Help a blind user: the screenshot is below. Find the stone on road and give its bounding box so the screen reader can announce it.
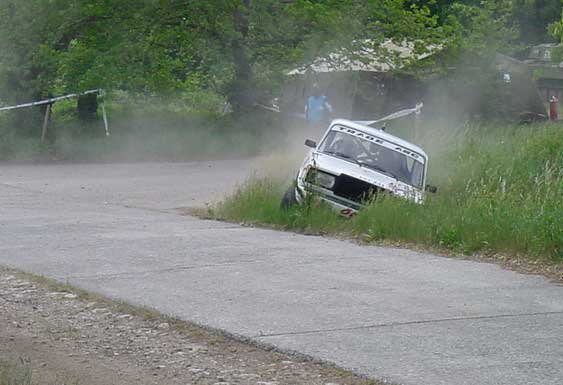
[0,161,562,385]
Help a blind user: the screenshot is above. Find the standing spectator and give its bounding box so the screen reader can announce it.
[305,84,332,132]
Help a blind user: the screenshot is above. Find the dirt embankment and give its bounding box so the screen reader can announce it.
[0,267,379,385]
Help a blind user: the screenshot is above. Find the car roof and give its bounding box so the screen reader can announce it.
[329,118,428,159]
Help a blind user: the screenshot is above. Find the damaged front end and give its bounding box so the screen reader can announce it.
[300,168,387,214]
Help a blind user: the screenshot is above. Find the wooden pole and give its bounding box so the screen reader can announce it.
[40,103,52,144]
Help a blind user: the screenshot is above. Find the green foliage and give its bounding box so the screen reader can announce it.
[0,1,452,107]
[0,0,459,153]
[214,122,563,261]
[548,5,563,53]
[512,0,562,44]
[447,0,518,55]
[1,0,561,156]
[412,0,561,45]
[1,0,559,106]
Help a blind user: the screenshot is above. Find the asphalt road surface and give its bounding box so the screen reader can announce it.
[1,161,562,385]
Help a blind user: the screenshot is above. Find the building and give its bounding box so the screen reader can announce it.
[282,40,439,121]
[521,43,563,102]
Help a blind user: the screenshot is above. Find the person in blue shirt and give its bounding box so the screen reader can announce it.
[305,84,332,130]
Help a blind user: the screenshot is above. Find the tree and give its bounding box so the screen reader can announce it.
[0,1,453,119]
[0,0,58,103]
[512,0,562,45]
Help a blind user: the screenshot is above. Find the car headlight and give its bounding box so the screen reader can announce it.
[307,169,336,190]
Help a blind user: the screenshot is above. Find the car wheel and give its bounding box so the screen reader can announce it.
[280,185,297,209]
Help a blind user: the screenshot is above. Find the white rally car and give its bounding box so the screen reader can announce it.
[282,114,434,216]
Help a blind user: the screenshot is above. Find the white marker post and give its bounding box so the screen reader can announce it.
[101,102,109,137]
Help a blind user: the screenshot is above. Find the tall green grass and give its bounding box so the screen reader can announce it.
[214,123,563,261]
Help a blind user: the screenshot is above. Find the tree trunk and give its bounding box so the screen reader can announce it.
[77,93,101,137]
[77,93,98,122]
[229,0,254,114]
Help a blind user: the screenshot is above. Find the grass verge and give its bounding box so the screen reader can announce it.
[0,359,32,385]
[210,122,563,272]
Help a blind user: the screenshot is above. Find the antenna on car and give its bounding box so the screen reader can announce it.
[354,102,423,128]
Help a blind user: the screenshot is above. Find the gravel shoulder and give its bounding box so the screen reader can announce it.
[0,266,380,385]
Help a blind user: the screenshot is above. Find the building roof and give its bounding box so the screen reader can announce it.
[496,51,563,80]
[287,39,440,75]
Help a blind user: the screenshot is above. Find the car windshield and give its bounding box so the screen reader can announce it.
[319,129,425,189]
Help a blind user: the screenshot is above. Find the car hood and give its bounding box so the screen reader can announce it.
[312,152,423,202]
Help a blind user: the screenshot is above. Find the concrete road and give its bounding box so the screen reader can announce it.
[1,161,562,385]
